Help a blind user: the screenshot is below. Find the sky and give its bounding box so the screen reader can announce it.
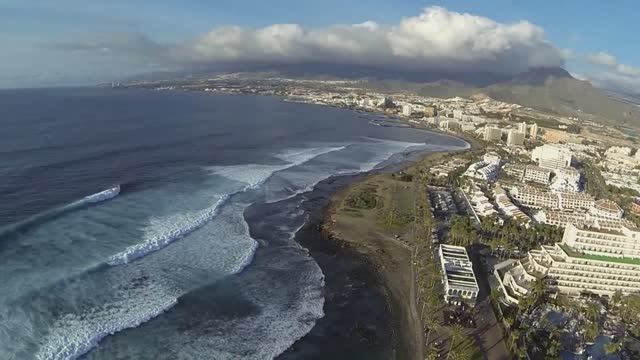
[1,0,640,93]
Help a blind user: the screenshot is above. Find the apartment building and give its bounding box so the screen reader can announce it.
[510,186,594,210]
[524,165,552,185]
[503,163,525,180]
[507,129,525,146]
[534,210,633,231]
[558,192,594,210]
[484,126,502,141]
[463,156,501,183]
[438,245,480,306]
[529,123,538,139]
[510,186,559,209]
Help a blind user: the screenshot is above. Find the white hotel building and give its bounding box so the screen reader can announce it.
[495,224,640,303]
[531,144,573,170]
[438,245,480,306]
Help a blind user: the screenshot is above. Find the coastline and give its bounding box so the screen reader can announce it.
[279,138,474,359]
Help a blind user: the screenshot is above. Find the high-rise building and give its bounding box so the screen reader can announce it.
[531,144,573,170]
[506,129,525,146]
[402,104,412,116]
[440,120,460,132]
[518,122,527,134]
[529,123,538,139]
[484,126,502,141]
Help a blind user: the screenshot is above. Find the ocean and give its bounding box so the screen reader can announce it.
[0,88,467,359]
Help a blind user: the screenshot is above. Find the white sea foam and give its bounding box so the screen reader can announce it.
[264,139,426,204]
[28,142,435,359]
[34,202,260,360]
[0,185,121,237]
[35,281,180,360]
[209,146,346,190]
[76,185,121,205]
[106,194,229,266]
[276,146,346,165]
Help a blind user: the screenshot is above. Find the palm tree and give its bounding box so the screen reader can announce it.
[446,324,465,360]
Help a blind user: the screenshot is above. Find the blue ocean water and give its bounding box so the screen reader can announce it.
[0,88,467,359]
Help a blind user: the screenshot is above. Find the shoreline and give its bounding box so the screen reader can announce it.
[280,139,475,359]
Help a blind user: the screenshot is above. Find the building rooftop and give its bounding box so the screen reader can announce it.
[593,199,623,213]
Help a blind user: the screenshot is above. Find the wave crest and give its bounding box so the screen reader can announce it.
[107,194,229,265]
[0,185,120,238]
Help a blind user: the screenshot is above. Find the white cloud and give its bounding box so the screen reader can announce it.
[51,6,564,76]
[587,51,617,67]
[580,51,640,93]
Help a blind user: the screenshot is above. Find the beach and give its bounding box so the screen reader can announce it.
[279,144,473,359]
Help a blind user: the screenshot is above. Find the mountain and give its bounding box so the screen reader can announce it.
[364,67,640,128]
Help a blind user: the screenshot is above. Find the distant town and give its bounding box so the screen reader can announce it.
[116,74,640,359]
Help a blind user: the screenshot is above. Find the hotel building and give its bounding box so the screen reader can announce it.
[495,223,640,303]
[531,144,573,170]
[438,245,480,306]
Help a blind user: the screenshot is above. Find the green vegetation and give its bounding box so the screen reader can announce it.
[345,185,378,209]
[449,215,477,246]
[446,324,482,360]
[481,215,563,253]
[582,161,610,199]
[617,293,640,336]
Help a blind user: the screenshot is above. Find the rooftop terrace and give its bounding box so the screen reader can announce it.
[558,243,640,266]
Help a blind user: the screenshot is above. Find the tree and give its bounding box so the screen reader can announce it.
[611,290,622,308]
[619,294,640,336]
[604,341,621,355]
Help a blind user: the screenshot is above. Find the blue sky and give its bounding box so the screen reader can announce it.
[1,0,639,91]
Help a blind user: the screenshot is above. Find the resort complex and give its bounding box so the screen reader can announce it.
[495,223,640,304]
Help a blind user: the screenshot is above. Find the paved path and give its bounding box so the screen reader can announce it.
[472,298,511,360]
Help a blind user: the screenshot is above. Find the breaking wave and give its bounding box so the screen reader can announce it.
[106,194,230,265]
[0,185,120,238]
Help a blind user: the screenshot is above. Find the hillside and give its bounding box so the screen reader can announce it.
[372,68,640,129]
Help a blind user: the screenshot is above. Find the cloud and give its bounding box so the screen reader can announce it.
[49,6,564,76]
[581,51,640,93]
[587,51,617,67]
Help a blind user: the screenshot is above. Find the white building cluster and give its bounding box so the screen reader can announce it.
[549,167,581,192]
[494,185,530,222]
[599,146,640,195]
[463,153,501,182]
[466,183,498,218]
